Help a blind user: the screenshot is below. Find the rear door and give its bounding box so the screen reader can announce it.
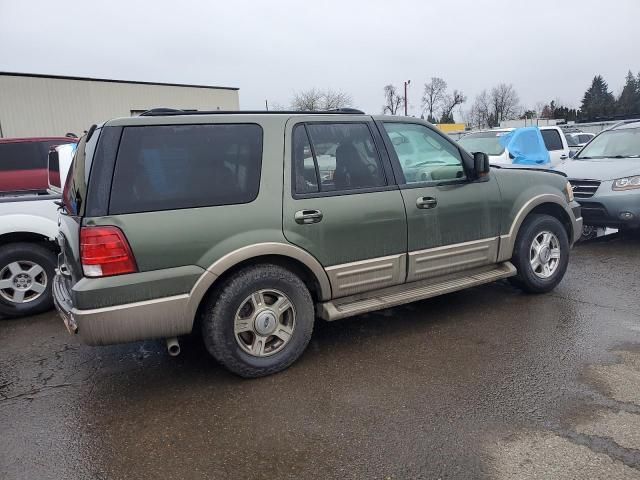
[282,117,407,298]
[378,119,502,282]
[541,128,569,165]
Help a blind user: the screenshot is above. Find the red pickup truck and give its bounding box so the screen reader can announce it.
[0,137,78,193]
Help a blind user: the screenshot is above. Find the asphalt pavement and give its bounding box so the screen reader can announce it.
[1,234,640,479]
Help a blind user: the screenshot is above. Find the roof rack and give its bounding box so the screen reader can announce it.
[138,107,365,117]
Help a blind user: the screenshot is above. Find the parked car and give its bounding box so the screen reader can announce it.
[458,126,571,166]
[556,120,640,233]
[565,132,595,152]
[0,143,75,317]
[53,110,581,377]
[0,137,77,193]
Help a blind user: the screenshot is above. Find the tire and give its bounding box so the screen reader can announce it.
[508,214,570,294]
[0,243,57,318]
[201,264,314,378]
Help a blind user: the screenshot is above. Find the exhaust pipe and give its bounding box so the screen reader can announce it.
[166,337,180,357]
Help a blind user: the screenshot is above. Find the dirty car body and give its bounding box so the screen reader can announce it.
[53,110,582,377]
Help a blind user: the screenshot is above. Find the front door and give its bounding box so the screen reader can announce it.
[282,118,407,298]
[379,120,502,282]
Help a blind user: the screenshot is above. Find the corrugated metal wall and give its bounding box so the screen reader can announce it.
[0,75,239,138]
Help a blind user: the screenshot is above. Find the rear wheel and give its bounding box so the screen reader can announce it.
[201,264,314,378]
[0,243,57,318]
[509,214,569,294]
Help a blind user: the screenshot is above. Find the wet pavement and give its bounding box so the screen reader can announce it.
[1,234,640,479]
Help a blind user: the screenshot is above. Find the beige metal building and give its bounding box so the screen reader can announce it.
[0,72,239,138]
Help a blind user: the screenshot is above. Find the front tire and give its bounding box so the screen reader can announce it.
[0,243,57,318]
[509,214,569,294]
[201,264,314,378]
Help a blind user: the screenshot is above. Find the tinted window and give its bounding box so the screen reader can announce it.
[0,140,62,171]
[109,124,263,214]
[541,130,563,151]
[296,123,386,193]
[63,132,99,215]
[384,122,466,183]
[292,126,319,194]
[579,134,593,143]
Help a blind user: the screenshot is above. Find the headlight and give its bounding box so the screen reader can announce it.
[612,176,640,191]
[565,181,574,202]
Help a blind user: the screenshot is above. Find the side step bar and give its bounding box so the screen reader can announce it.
[318,262,517,321]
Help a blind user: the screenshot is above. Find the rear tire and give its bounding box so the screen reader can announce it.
[201,264,314,378]
[509,214,569,294]
[0,243,57,318]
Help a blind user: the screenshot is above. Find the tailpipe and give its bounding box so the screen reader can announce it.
[166,337,181,357]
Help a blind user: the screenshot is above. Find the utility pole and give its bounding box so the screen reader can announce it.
[404,80,411,116]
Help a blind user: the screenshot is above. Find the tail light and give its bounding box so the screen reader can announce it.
[80,226,137,277]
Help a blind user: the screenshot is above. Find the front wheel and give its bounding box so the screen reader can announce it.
[201,264,314,378]
[509,214,570,294]
[0,243,57,318]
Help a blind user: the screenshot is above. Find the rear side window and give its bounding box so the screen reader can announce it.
[579,134,592,143]
[292,122,386,194]
[541,130,563,151]
[109,124,263,214]
[0,141,61,171]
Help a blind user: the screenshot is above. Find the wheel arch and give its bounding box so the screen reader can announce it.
[187,242,332,325]
[498,194,574,262]
[0,231,58,253]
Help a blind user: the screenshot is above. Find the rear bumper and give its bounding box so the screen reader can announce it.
[53,274,192,346]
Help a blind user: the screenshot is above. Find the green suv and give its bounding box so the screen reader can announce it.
[54,110,582,377]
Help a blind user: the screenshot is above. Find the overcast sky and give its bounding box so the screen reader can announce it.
[1,0,638,119]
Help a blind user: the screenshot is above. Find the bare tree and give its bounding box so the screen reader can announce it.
[291,88,353,111]
[422,77,447,123]
[490,83,520,125]
[464,90,491,129]
[439,89,466,123]
[323,89,353,110]
[382,84,403,115]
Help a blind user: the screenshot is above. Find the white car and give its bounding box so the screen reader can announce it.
[0,143,74,317]
[458,126,571,167]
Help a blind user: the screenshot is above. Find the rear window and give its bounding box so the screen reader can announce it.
[541,130,563,151]
[109,124,263,214]
[0,140,62,171]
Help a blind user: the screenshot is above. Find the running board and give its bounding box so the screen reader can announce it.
[318,262,516,321]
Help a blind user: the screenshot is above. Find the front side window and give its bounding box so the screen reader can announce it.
[109,124,263,214]
[541,129,563,151]
[384,122,466,183]
[293,122,386,194]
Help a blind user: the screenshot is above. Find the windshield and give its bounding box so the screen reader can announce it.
[577,127,640,159]
[565,134,580,147]
[458,132,506,156]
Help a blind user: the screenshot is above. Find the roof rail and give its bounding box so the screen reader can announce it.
[137,107,365,117]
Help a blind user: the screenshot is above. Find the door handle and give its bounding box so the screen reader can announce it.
[295,209,323,224]
[560,154,568,160]
[416,197,437,209]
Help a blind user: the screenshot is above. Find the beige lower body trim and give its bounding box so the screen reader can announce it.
[72,294,191,346]
[407,237,499,282]
[325,253,406,298]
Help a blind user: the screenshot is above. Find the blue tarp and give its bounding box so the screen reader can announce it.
[499,127,550,166]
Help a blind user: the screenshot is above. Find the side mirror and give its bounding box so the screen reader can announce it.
[473,151,490,178]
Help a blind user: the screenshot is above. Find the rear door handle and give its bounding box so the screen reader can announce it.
[416,197,437,209]
[295,209,323,224]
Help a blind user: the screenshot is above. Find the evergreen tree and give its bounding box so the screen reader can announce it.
[579,75,616,121]
[616,70,639,115]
